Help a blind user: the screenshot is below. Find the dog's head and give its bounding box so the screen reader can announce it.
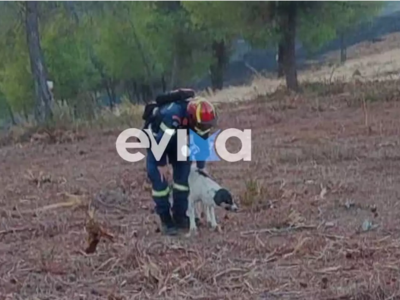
[213,188,238,212]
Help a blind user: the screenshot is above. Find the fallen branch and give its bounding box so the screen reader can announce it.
[209,267,249,285]
[312,265,342,274]
[317,233,345,240]
[240,224,317,236]
[283,237,311,259]
[18,193,87,215]
[34,200,82,213]
[92,257,118,275]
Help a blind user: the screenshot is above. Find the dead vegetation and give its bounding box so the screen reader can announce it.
[84,207,114,254]
[4,34,400,297]
[2,79,400,299]
[0,99,143,147]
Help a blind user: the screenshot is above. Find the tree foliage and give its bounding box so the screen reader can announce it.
[299,2,383,54]
[0,1,385,124]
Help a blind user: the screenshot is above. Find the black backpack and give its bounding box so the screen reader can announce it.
[142,89,195,125]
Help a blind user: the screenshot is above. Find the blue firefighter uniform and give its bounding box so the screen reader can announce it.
[145,98,209,234]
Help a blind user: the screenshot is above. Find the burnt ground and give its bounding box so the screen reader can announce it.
[2,89,400,300]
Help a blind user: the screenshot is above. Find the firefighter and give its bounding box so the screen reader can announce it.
[144,88,218,235]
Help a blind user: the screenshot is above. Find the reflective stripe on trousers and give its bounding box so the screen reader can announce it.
[152,186,170,197]
[173,183,189,191]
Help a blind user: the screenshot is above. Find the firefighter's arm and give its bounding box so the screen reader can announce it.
[196,160,206,170]
[195,131,209,170]
[153,111,182,167]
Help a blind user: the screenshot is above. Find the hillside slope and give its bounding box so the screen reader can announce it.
[196,6,400,89]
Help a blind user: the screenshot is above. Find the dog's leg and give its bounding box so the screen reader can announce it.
[205,205,212,227]
[193,202,198,219]
[201,202,205,219]
[210,206,219,230]
[194,202,201,226]
[185,200,197,237]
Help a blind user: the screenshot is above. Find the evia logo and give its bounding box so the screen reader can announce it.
[188,129,221,161]
[115,127,252,163]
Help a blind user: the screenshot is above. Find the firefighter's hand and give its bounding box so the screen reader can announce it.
[158,165,170,182]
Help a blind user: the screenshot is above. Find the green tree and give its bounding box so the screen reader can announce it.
[0,90,16,125]
[155,2,211,90]
[298,2,384,62]
[182,1,245,91]
[0,0,386,119]
[41,9,101,101]
[92,2,156,104]
[25,1,53,122]
[237,2,324,90]
[0,9,35,120]
[239,2,384,90]
[0,40,35,118]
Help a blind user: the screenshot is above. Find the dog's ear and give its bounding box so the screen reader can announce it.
[213,189,224,206]
[222,189,233,205]
[213,188,232,206]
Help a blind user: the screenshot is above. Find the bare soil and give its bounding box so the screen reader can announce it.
[2,87,400,300]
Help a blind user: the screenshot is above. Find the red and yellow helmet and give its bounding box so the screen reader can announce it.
[186,97,217,134]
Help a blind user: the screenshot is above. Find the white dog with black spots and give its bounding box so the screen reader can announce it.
[186,165,238,236]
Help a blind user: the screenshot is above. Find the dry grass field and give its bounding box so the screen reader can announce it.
[2,33,400,300]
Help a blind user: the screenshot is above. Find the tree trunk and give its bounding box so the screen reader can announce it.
[139,84,152,104]
[340,31,347,63]
[123,80,134,102]
[25,1,53,123]
[161,74,166,92]
[169,53,178,90]
[277,42,285,78]
[281,4,299,91]
[133,81,141,103]
[104,79,116,109]
[73,104,78,119]
[110,82,116,108]
[145,84,152,103]
[90,92,98,107]
[6,101,16,125]
[140,84,148,103]
[23,106,29,122]
[129,80,136,103]
[125,7,155,98]
[209,40,226,91]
